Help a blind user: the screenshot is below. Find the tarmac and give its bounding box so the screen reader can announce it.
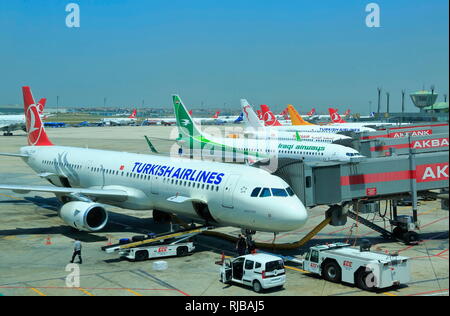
[0,126,448,296]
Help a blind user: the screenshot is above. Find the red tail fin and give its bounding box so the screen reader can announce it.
[212,111,220,119]
[328,108,347,123]
[256,110,262,120]
[128,109,137,119]
[307,108,316,116]
[37,98,46,115]
[260,105,282,126]
[22,86,53,146]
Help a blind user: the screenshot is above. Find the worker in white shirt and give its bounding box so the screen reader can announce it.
[70,239,82,264]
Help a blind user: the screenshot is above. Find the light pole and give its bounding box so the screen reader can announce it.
[386,92,390,115]
[377,87,382,116]
[401,90,405,113]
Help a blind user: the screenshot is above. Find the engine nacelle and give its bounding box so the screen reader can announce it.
[59,201,108,232]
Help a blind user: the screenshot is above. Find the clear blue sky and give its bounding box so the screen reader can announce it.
[0,0,448,114]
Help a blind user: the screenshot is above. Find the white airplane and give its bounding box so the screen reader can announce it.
[260,105,376,134]
[1,98,46,136]
[0,87,308,234]
[241,100,352,144]
[147,111,222,126]
[172,95,364,164]
[101,109,137,126]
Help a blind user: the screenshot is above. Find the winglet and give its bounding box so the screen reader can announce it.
[144,136,159,154]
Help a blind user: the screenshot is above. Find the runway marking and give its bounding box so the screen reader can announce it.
[0,193,21,200]
[285,265,309,274]
[382,292,397,297]
[126,289,142,296]
[79,288,94,296]
[30,288,46,296]
[407,289,449,296]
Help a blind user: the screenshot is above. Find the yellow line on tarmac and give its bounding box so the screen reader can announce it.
[79,288,94,296]
[0,193,21,200]
[127,289,143,296]
[31,288,46,296]
[285,265,309,274]
[420,207,440,216]
[382,292,398,297]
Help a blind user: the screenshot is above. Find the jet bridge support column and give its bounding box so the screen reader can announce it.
[408,140,419,228]
[325,204,349,227]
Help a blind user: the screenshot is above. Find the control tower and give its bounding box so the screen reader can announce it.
[410,90,438,112]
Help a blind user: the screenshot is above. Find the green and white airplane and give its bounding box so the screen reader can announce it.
[171,95,364,166]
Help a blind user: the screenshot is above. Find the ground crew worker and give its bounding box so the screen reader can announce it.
[236,234,247,256]
[70,239,82,264]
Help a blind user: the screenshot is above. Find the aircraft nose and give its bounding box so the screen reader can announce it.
[283,199,308,230]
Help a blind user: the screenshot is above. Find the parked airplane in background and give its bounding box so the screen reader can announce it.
[1,98,46,136]
[172,95,364,164]
[147,111,223,126]
[262,103,376,133]
[242,101,352,144]
[327,108,407,128]
[101,109,137,126]
[0,87,308,234]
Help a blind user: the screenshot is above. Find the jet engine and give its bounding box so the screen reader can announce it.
[59,201,108,232]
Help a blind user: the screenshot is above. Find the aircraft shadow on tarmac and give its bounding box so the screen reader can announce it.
[0,196,448,257]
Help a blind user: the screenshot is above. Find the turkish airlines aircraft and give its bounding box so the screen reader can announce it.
[101,109,137,126]
[260,103,376,133]
[0,87,307,233]
[1,98,46,136]
[241,101,352,144]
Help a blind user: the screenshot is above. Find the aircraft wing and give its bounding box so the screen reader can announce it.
[0,152,30,158]
[0,184,129,200]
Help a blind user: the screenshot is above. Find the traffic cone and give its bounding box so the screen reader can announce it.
[45,235,52,245]
[215,252,225,265]
[106,235,112,246]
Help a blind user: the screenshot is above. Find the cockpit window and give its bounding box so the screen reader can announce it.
[271,188,288,197]
[259,188,271,197]
[251,187,261,197]
[346,152,359,157]
[286,187,295,196]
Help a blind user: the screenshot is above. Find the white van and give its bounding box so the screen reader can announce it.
[220,253,286,292]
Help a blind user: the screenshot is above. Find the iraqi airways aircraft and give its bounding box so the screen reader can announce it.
[0,87,308,233]
[1,98,46,136]
[172,95,364,164]
[241,100,352,144]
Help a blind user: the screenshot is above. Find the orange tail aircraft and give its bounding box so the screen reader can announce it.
[287,105,315,126]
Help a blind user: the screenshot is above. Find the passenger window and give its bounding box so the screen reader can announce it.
[310,251,319,263]
[255,262,261,269]
[245,260,254,270]
[251,187,261,197]
[259,188,271,197]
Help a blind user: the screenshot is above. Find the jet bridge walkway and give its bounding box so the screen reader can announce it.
[274,128,448,242]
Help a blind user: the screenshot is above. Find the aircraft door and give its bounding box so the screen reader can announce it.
[222,174,241,208]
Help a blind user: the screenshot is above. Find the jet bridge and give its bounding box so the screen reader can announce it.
[274,131,448,243]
